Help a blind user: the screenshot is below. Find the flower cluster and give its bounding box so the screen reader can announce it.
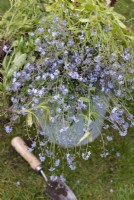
[66,154,76,170]
[3,13,134,169]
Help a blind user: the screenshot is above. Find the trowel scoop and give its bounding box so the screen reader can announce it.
[11,137,77,200]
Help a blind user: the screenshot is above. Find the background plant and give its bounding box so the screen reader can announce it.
[0,0,47,117]
[0,0,10,16]
[0,0,46,40]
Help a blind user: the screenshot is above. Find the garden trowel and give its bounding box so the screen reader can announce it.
[11,137,77,200]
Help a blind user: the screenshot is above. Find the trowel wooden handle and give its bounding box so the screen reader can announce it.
[11,137,41,170]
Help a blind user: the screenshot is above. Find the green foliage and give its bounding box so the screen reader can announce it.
[44,0,134,53]
[115,0,134,29]
[1,50,27,90]
[7,52,27,78]
[0,0,45,40]
[0,0,10,16]
[0,0,46,93]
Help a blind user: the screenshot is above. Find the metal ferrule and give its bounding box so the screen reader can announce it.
[36,165,42,172]
[36,166,48,183]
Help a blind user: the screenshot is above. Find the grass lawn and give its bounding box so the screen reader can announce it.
[115,0,134,29]
[0,121,134,200]
[0,0,134,200]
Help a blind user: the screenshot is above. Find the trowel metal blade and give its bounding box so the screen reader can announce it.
[44,178,77,200]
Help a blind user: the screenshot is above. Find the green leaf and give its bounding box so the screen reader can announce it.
[68,3,75,10]
[115,18,127,29]
[80,97,90,103]
[81,3,96,11]
[7,52,27,78]
[77,131,93,144]
[44,4,53,12]
[113,12,126,21]
[27,112,33,127]
[0,69,4,75]
[79,18,90,23]
[12,40,19,47]
[2,55,10,70]
[89,87,96,91]
[89,134,93,142]
[105,7,114,13]
[0,82,4,91]
[125,35,134,40]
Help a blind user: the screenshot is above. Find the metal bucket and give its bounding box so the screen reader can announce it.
[36,95,108,148]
